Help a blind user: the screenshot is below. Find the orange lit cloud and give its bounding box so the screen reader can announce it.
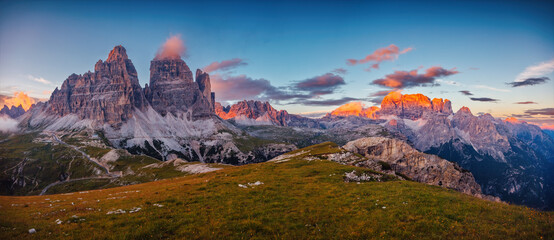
[372,66,458,89]
[0,92,37,111]
[347,44,412,71]
[155,35,186,60]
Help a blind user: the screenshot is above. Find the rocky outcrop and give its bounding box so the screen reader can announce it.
[378,91,452,120]
[46,45,148,125]
[216,100,290,126]
[0,105,25,118]
[147,57,214,119]
[342,137,487,198]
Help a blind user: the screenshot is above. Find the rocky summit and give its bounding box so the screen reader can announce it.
[46,45,148,125]
[146,55,214,119]
[378,91,452,119]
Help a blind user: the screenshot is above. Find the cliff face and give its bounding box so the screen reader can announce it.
[342,137,486,198]
[327,102,380,119]
[216,100,290,126]
[147,58,214,119]
[378,91,452,119]
[47,45,148,125]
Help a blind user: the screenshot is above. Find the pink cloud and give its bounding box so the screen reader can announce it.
[203,58,247,73]
[372,66,458,89]
[347,44,412,70]
[155,35,186,60]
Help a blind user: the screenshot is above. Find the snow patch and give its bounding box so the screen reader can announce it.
[403,118,427,132]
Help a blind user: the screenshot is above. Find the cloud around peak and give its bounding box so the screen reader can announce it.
[155,35,186,60]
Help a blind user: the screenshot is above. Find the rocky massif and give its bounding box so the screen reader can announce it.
[216,100,290,126]
[18,45,293,164]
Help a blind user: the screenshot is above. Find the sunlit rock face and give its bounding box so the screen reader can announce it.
[378,92,452,119]
[328,102,380,119]
[47,45,148,125]
[147,56,215,119]
[215,100,290,126]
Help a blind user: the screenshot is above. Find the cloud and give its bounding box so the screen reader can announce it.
[473,85,510,92]
[211,74,307,102]
[524,108,554,116]
[436,79,460,86]
[212,71,353,106]
[370,90,393,97]
[295,73,345,96]
[0,92,37,111]
[155,35,186,60]
[295,97,361,106]
[508,77,550,87]
[514,101,537,104]
[347,44,412,71]
[0,115,19,132]
[470,97,499,102]
[203,58,247,73]
[514,59,554,82]
[332,68,347,75]
[27,75,51,85]
[371,66,458,89]
[459,90,473,96]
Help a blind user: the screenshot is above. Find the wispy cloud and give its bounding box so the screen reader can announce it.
[332,68,347,75]
[295,97,361,106]
[514,59,554,82]
[508,77,549,87]
[473,85,510,92]
[470,97,499,102]
[347,44,412,71]
[371,66,458,89]
[436,79,461,86]
[27,75,51,85]
[203,58,247,73]
[514,101,537,104]
[525,108,554,116]
[459,90,473,96]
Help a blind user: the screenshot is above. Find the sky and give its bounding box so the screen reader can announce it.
[1,0,553,126]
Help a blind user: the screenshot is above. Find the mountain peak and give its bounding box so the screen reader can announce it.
[457,106,472,115]
[106,45,128,62]
[379,92,452,119]
[504,117,522,124]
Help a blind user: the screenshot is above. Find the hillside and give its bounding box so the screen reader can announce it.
[1,142,551,239]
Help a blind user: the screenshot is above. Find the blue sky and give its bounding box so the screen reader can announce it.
[1,0,553,125]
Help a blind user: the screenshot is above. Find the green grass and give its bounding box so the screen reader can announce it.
[0,145,551,239]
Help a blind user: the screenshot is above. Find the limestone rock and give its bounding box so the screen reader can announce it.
[46,45,148,125]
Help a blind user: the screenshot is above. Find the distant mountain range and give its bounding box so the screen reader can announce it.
[2,45,553,210]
